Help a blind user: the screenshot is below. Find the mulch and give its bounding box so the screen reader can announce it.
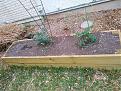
[5,32,121,57]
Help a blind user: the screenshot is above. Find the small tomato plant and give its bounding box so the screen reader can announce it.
[76,28,96,48]
[33,28,51,46]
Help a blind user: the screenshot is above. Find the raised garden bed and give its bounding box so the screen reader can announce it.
[2,31,121,69]
[3,32,121,56]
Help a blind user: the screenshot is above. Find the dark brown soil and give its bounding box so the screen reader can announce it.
[5,32,121,57]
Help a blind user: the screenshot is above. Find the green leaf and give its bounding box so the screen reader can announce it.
[76,30,96,47]
[33,29,51,46]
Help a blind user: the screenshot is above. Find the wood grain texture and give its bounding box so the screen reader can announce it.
[2,54,121,69]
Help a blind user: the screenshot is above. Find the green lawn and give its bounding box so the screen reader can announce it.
[0,65,121,91]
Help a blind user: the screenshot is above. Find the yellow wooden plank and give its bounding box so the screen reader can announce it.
[3,56,120,64]
[2,54,121,69]
[111,30,119,35]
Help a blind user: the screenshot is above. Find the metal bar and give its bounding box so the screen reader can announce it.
[17,0,41,30]
[39,0,53,37]
[30,0,45,31]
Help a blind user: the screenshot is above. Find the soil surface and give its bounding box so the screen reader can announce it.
[5,32,121,57]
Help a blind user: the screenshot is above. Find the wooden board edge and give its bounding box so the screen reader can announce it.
[2,54,121,58]
[2,54,121,69]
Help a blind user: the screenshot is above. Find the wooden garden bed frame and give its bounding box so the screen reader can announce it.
[1,30,121,69]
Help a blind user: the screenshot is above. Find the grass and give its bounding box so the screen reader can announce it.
[0,64,121,91]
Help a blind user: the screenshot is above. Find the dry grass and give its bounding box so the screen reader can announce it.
[0,24,23,52]
[0,23,37,52]
[0,24,22,44]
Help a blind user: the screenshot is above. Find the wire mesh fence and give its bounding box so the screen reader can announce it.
[0,0,52,52]
[0,0,42,23]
